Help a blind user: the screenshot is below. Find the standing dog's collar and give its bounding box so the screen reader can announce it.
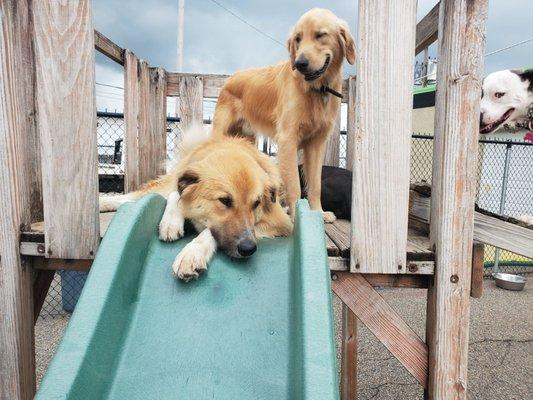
[313,85,343,99]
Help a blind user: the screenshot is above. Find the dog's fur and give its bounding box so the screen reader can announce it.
[480,69,533,136]
[100,128,292,281]
[211,8,355,222]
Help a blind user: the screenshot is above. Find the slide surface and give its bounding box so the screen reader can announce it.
[36,195,339,400]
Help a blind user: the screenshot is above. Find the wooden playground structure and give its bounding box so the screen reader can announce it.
[2,1,533,399]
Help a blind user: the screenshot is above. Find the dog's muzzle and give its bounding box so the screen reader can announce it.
[295,55,331,81]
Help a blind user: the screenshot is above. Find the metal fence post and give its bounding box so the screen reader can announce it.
[493,142,513,274]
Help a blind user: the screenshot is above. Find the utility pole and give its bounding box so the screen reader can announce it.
[176,0,184,116]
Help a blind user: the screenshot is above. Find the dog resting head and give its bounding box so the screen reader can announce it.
[176,138,292,258]
[480,69,533,134]
[287,8,355,82]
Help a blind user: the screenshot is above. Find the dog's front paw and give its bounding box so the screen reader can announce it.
[172,245,209,282]
[159,218,184,242]
[322,211,337,223]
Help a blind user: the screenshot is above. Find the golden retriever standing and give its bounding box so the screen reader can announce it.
[100,127,292,281]
[211,8,355,222]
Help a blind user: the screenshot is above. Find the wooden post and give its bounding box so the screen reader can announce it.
[0,1,36,397]
[470,242,484,298]
[340,304,357,400]
[345,77,356,171]
[426,1,488,399]
[350,0,417,273]
[33,0,99,259]
[324,111,341,167]
[124,54,167,191]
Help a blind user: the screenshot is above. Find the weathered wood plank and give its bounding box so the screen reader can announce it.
[470,242,484,298]
[178,75,204,130]
[33,0,100,259]
[325,219,351,258]
[124,57,167,190]
[332,271,430,289]
[167,72,226,99]
[340,304,357,400]
[325,234,340,257]
[324,111,341,167]
[94,30,124,65]
[0,1,36,397]
[415,2,440,55]
[351,0,417,274]
[474,212,533,259]
[332,273,428,387]
[426,1,489,399]
[345,76,356,171]
[124,50,140,192]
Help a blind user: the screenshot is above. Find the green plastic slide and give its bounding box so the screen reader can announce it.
[36,195,339,400]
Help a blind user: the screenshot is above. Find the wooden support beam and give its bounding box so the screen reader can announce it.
[94,30,124,65]
[33,0,100,259]
[426,1,488,399]
[33,258,92,272]
[0,1,36,397]
[331,271,430,289]
[345,76,356,171]
[415,3,440,55]
[340,304,357,400]
[470,243,484,298]
[124,50,140,192]
[351,0,417,273]
[324,111,341,167]
[332,273,428,387]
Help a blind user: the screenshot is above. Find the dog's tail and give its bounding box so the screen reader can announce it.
[180,123,210,155]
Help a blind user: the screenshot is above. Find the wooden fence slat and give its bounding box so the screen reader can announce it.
[124,50,140,192]
[0,1,36,397]
[178,75,204,139]
[94,30,124,65]
[415,2,440,55]
[351,0,417,273]
[345,76,356,171]
[426,1,489,399]
[33,0,99,259]
[124,56,167,190]
[324,111,341,167]
[332,273,428,387]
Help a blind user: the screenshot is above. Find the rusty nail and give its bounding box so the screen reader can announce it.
[89,250,94,256]
[37,244,45,254]
[331,274,338,281]
[398,264,403,270]
[408,263,418,273]
[355,263,360,269]
[47,249,52,255]
[450,274,459,283]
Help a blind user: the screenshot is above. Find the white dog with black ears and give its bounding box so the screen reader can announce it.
[480,69,533,142]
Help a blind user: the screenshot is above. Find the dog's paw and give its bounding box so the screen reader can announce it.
[322,211,337,223]
[172,245,209,282]
[159,218,184,242]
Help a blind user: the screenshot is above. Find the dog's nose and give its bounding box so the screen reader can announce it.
[237,238,257,257]
[295,56,309,72]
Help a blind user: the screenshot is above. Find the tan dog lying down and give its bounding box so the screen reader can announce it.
[212,8,355,223]
[100,128,292,281]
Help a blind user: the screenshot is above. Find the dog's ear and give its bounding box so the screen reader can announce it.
[177,170,199,195]
[287,33,297,70]
[338,20,356,65]
[515,69,533,92]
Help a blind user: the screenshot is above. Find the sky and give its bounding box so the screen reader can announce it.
[93,0,533,113]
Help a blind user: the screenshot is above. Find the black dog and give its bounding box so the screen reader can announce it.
[299,165,352,220]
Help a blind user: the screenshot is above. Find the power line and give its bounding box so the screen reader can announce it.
[96,82,124,90]
[207,0,284,48]
[485,37,533,57]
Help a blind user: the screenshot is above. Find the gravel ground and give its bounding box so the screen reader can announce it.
[35,279,531,399]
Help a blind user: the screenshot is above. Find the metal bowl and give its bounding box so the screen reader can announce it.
[493,273,526,291]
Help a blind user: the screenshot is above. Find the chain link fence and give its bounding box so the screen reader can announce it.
[38,117,532,319]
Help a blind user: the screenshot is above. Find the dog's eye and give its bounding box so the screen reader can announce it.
[295,35,301,43]
[315,32,327,39]
[252,199,261,210]
[218,197,233,208]
[495,92,505,98]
